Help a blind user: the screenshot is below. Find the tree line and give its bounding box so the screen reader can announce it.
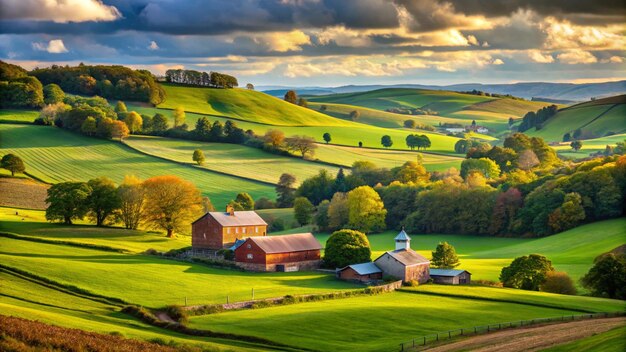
[517,104,558,132]
[0,61,44,108]
[30,63,166,105]
[284,134,625,237]
[165,69,238,89]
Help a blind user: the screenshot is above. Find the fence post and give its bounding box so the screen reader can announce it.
[474,327,477,334]
[498,323,501,330]
[400,343,404,351]
[252,288,255,300]
[436,333,439,341]
[185,296,187,306]
[461,328,464,336]
[423,336,426,346]
[487,325,490,333]
[412,339,415,347]
[448,331,451,339]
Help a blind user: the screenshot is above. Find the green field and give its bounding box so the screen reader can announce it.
[528,95,626,142]
[314,143,464,171]
[0,124,275,208]
[0,109,39,123]
[157,83,351,126]
[553,133,626,159]
[543,325,626,352]
[124,135,339,185]
[186,288,622,352]
[0,235,359,307]
[305,218,626,287]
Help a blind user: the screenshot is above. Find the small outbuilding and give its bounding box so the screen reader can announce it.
[373,229,430,283]
[234,233,322,272]
[429,269,471,285]
[337,262,383,283]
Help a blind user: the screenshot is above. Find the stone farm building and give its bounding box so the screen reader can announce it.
[337,262,383,283]
[191,206,267,250]
[429,269,472,285]
[373,230,431,283]
[234,233,322,272]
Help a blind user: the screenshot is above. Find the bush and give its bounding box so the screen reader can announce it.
[254,197,276,209]
[403,279,419,287]
[268,218,285,232]
[218,249,235,261]
[540,271,577,295]
[164,305,188,324]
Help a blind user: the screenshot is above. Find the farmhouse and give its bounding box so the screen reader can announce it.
[234,233,322,272]
[374,230,430,283]
[337,262,383,283]
[191,206,267,250]
[429,269,472,285]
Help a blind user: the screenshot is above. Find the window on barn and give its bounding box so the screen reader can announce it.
[242,227,246,234]
[247,253,253,259]
[227,228,231,234]
[255,227,258,233]
[247,244,252,249]
[235,227,239,234]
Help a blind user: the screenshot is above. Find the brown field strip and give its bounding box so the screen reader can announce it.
[0,178,48,210]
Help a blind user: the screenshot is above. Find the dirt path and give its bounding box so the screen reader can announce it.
[423,317,626,352]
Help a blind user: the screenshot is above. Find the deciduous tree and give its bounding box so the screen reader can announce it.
[571,140,583,151]
[117,175,145,230]
[142,175,202,237]
[45,182,91,224]
[1,153,25,176]
[540,271,576,295]
[264,129,285,147]
[80,116,97,136]
[581,253,626,299]
[324,229,371,268]
[152,113,169,134]
[328,192,349,230]
[124,111,143,134]
[323,132,331,144]
[276,173,297,208]
[285,135,317,159]
[284,90,297,104]
[173,107,185,127]
[315,199,331,232]
[86,177,120,226]
[500,254,554,291]
[347,185,387,233]
[115,101,127,114]
[192,149,205,165]
[234,192,255,210]
[349,110,360,121]
[43,83,64,104]
[294,197,315,226]
[381,135,393,148]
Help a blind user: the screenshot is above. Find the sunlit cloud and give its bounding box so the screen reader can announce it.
[557,50,598,64]
[1,0,121,23]
[32,39,68,53]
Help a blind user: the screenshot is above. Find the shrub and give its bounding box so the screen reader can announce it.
[164,305,188,324]
[268,218,285,232]
[218,249,235,261]
[540,271,577,295]
[254,197,276,209]
[403,279,419,287]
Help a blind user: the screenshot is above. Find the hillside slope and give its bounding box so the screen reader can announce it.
[528,95,626,142]
[157,83,351,126]
[0,124,275,208]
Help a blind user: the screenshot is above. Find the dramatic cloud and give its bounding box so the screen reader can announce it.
[557,50,598,64]
[0,0,624,85]
[0,0,121,23]
[32,39,68,53]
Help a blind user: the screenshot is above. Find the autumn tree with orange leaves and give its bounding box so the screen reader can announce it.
[142,175,202,237]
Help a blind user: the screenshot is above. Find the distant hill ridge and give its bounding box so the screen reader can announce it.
[261,80,626,101]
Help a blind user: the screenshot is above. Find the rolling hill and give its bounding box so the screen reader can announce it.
[0,124,275,208]
[157,83,351,126]
[527,95,626,142]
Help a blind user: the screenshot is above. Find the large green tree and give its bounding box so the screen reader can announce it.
[276,173,297,208]
[347,186,387,233]
[581,253,626,299]
[234,192,255,210]
[43,83,64,104]
[500,254,554,291]
[45,182,92,224]
[294,197,315,226]
[1,154,25,176]
[431,242,460,269]
[86,177,120,226]
[324,229,371,268]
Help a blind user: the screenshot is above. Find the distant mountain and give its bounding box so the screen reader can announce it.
[260,80,626,102]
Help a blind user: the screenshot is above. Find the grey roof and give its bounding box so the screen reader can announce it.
[339,262,382,275]
[429,269,471,277]
[202,211,267,227]
[395,229,411,241]
[246,233,322,254]
[376,249,429,267]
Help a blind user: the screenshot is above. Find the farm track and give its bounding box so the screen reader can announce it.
[423,317,626,352]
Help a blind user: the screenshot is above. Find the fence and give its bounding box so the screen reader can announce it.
[398,311,625,351]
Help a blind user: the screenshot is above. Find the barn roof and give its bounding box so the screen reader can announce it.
[339,262,382,275]
[376,249,429,267]
[193,211,267,226]
[429,269,471,277]
[246,233,321,254]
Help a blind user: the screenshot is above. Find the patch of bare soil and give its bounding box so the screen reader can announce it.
[423,317,626,352]
[0,177,48,210]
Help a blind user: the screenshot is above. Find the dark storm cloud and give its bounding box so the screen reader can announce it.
[445,0,626,18]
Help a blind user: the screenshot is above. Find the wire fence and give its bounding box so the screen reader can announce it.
[398,311,626,351]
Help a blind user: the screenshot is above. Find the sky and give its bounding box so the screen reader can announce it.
[0,0,625,87]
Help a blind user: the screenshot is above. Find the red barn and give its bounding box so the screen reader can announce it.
[191,206,267,250]
[234,233,322,272]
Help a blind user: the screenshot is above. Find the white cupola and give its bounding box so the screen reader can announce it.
[394,228,411,250]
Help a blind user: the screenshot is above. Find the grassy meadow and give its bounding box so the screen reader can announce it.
[553,133,626,159]
[124,135,340,185]
[0,109,39,123]
[187,289,622,352]
[0,124,275,208]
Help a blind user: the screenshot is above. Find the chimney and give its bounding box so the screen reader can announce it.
[226,205,235,216]
[394,227,411,251]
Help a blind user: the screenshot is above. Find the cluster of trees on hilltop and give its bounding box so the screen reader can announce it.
[288,133,625,237]
[386,107,438,116]
[461,89,525,100]
[31,64,166,105]
[517,104,558,132]
[165,69,238,88]
[0,61,44,108]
